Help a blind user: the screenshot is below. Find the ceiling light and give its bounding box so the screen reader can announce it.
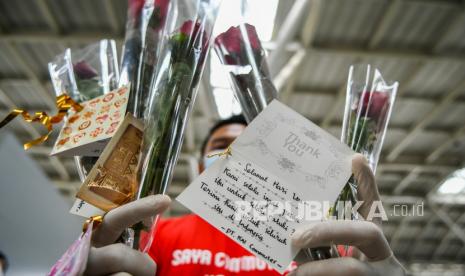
[438,175,465,194]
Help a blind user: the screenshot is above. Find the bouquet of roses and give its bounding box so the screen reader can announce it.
[120,0,171,118]
[133,0,222,250]
[214,23,277,123]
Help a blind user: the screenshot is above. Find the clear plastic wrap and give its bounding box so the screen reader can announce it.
[49,40,119,103]
[342,65,398,173]
[311,64,398,260]
[120,0,170,118]
[214,22,277,123]
[334,64,398,219]
[134,0,222,250]
[48,39,120,181]
[119,0,145,92]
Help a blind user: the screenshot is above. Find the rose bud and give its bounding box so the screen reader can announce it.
[129,0,145,18]
[215,26,242,53]
[180,20,208,49]
[244,23,261,51]
[359,91,389,121]
[214,24,263,65]
[73,61,98,79]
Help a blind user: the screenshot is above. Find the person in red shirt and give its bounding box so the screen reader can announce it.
[85,115,405,276]
[149,116,293,275]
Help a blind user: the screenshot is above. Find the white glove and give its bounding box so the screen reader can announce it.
[291,220,405,276]
[84,195,171,276]
[289,154,406,276]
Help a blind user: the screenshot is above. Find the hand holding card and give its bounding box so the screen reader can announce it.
[177,100,354,273]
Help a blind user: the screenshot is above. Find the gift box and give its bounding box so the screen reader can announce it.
[71,113,144,214]
[51,86,129,157]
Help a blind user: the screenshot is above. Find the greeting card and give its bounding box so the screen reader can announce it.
[51,86,129,157]
[177,100,355,273]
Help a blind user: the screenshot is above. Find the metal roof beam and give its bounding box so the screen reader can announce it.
[393,167,422,195]
[430,204,465,258]
[0,33,124,44]
[36,0,60,34]
[4,34,465,63]
[390,216,411,247]
[378,163,456,173]
[386,79,465,162]
[268,0,309,71]
[408,214,439,261]
[368,0,402,49]
[3,43,56,110]
[274,0,322,102]
[320,85,346,129]
[274,48,306,100]
[426,124,465,163]
[103,0,122,35]
[432,10,465,53]
[300,0,322,48]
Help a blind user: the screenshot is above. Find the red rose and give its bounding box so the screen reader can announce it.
[129,0,145,18]
[359,91,389,121]
[73,61,98,79]
[244,23,260,50]
[180,20,207,48]
[180,20,200,36]
[215,26,242,54]
[215,24,261,54]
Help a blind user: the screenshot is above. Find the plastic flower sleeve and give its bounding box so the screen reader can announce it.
[48,222,93,276]
[120,0,170,119]
[214,22,277,123]
[119,0,144,92]
[342,64,398,173]
[49,48,78,101]
[334,64,397,219]
[312,64,398,260]
[70,40,120,102]
[49,40,119,103]
[133,0,222,250]
[48,40,120,181]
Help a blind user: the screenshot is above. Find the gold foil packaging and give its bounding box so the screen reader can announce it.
[76,114,143,211]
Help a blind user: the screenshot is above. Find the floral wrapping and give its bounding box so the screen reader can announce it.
[119,0,145,100]
[119,0,170,119]
[214,23,277,123]
[311,65,398,260]
[48,40,120,181]
[49,40,119,103]
[48,222,93,276]
[134,0,222,251]
[335,65,398,215]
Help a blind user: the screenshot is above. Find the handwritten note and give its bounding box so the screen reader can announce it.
[177,100,354,273]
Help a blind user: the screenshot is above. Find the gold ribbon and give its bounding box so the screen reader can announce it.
[82,215,104,233]
[0,94,83,150]
[207,146,232,158]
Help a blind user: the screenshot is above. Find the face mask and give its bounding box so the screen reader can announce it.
[203,149,224,169]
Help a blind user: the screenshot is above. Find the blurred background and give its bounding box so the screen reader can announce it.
[0,0,465,275]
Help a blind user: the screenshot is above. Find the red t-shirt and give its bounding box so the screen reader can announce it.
[148,214,296,276]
